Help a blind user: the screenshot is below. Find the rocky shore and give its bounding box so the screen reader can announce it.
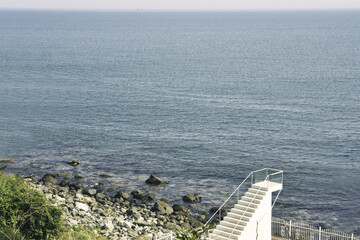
[21,172,215,240]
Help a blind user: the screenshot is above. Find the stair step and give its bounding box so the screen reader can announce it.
[217,224,243,235]
[234,203,256,212]
[227,212,250,222]
[222,219,246,229]
[230,207,253,217]
[248,187,267,195]
[241,196,261,204]
[213,229,239,240]
[208,233,237,240]
[251,184,268,191]
[237,200,258,208]
[245,192,264,200]
[223,216,248,226]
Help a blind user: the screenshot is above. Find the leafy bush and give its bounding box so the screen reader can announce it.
[57,226,108,240]
[0,173,63,240]
[175,225,214,240]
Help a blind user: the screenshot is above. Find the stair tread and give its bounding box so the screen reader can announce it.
[213,229,240,239]
[224,216,248,225]
[217,224,243,233]
[234,204,256,212]
[241,196,261,203]
[221,220,246,229]
[230,208,253,216]
[237,200,258,208]
[245,192,264,199]
[227,212,250,221]
[248,187,267,194]
[209,233,237,240]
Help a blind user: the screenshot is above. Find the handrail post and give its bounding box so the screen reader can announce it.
[289,220,292,240]
[351,233,354,240]
[266,168,268,179]
[319,226,321,240]
[219,209,221,221]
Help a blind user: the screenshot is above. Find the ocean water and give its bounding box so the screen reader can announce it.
[0,10,359,233]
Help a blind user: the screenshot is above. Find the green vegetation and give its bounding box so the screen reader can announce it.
[0,172,109,240]
[0,172,62,239]
[57,226,108,240]
[175,225,214,240]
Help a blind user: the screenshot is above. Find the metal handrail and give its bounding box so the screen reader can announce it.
[206,168,283,238]
[204,171,253,226]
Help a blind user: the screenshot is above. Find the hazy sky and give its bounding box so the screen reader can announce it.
[1,0,360,10]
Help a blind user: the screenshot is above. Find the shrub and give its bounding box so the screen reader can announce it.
[0,173,63,240]
[57,226,108,240]
[175,225,214,240]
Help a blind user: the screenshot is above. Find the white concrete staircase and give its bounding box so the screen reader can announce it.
[206,168,283,240]
[208,184,268,240]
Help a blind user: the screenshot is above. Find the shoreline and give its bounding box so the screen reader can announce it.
[6,170,212,239]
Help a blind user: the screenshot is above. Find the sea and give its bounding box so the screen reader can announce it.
[0,10,359,234]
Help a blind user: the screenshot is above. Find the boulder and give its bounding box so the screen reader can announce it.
[99,174,112,178]
[69,183,84,191]
[209,207,228,219]
[102,218,114,232]
[183,193,201,203]
[95,192,105,200]
[164,222,180,230]
[131,190,154,201]
[126,208,141,219]
[114,190,130,200]
[0,165,6,170]
[75,202,89,212]
[0,158,14,163]
[145,175,168,185]
[74,174,83,179]
[172,204,190,213]
[59,180,69,187]
[42,174,58,185]
[67,160,80,166]
[188,217,203,228]
[83,188,97,196]
[152,201,173,215]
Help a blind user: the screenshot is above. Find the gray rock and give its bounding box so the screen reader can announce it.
[69,183,84,191]
[180,222,191,230]
[126,209,141,219]
[209,207,228,218]
[114,190,130,200]
[59,180,69,187]
[172,204,190,213]
[68,160,80,166]
[102,218,114,232]
[75,202,89,212]
[131,190,154,201]
[188,217,203,228]
[145,175,168,185]
[95,192,105,200]
[183,193,201,203]
[164,222,180,230]
[83,188,97,196]
[152,201,173,215]
[42,174,58,185]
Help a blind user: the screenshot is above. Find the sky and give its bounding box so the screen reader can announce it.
[0,0,360,11]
